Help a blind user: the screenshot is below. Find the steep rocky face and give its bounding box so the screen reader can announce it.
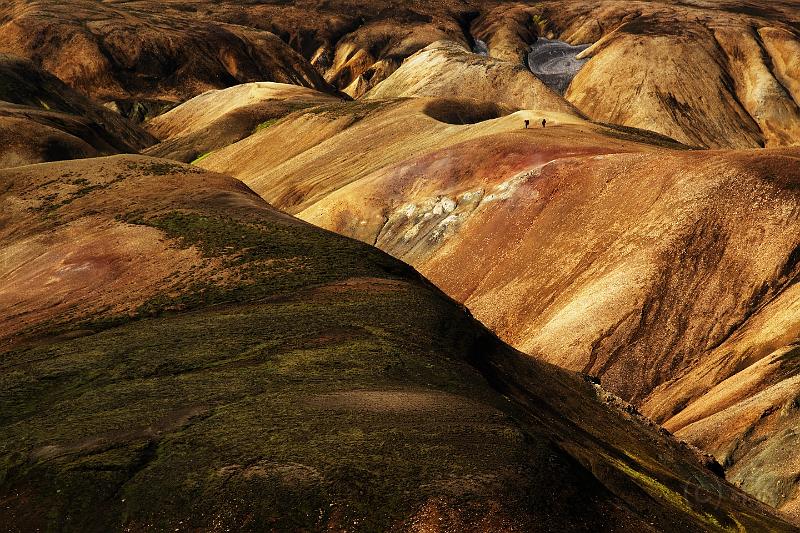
[3,155,793,531]
[0,1,333,103]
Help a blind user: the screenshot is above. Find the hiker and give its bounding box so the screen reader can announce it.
[524,119,530,129]
[542,118,547,128]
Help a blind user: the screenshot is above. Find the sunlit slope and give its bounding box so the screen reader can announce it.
[1,155,792,531]
[194,95,800,520]
[475,1,800,148]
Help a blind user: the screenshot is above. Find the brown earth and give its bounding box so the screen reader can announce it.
[3,0,800,528]
[0,0,333,104]
[193,93,800,522]
[2,155,794,531]
[0,54,154,167]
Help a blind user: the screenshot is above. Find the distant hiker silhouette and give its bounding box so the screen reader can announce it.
[524,119,530,129]
[542,118,547,128]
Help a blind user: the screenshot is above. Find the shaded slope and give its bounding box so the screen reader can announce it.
[0,109,119,169]
[0,54,154,166]
[1,155,793,531]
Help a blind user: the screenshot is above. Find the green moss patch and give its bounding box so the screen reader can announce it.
[604,454,740,532]
[253,118,280,134]
[190,151,213,165]
[0,264,535,531]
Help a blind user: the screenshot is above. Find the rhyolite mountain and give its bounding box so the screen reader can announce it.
[2,1,798,146]
[2,155,793,531]
[193,86,800,523]
[1,0,800,530]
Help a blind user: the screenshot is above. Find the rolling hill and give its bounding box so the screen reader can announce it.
[2,1,798,148]
[2,155,793,531]
[191,92,800,522]
[2,0,800,529]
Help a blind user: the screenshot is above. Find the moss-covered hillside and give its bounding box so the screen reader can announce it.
[0,156,793,532]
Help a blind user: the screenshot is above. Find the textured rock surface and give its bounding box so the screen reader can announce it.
[3,155,792,531]
[365,41,579,115]
[197,94,800,521]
